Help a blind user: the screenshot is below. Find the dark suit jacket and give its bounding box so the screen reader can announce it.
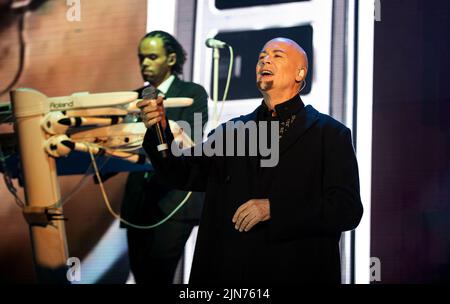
[143,101,363,284]
[120,76,208,228]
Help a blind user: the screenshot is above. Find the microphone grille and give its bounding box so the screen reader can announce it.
[205,38,213,47]
[142,86,158,99]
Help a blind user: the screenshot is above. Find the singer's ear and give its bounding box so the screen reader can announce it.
[296,68,306,82]
[167,53,177,67]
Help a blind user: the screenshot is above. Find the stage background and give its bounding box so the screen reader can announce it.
[1,0,450,284]
[371,0,450,283]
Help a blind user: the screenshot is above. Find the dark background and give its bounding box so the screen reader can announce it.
[371,0,450,283]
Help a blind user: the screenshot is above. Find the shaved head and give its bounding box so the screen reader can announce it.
[256,37,309,107]
[265,37,308,70]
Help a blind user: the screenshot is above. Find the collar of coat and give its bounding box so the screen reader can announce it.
[258,93,304,122]
[240,97,320,154]
[164,75,183,98]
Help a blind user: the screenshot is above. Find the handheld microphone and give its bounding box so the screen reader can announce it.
[205,38,227,49]
[142,86,168,158]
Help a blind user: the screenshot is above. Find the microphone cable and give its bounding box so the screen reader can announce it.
[87,143,192,229]
[213,45,234,128]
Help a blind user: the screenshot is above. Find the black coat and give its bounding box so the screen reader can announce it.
[143,101,363,284]
[120,76,208,227]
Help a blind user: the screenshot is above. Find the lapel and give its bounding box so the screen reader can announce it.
[164,76,182,98]
[279,104,319,154]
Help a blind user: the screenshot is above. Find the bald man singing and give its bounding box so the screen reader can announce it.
[139,38,363,284]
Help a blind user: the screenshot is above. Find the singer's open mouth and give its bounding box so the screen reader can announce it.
[258,70,274,79]
[260,70,273,75]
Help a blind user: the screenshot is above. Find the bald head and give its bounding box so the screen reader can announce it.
[256,37,309,106]
[264,37,308,71]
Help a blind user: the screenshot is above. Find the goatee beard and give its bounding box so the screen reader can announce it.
[257,80,273,91]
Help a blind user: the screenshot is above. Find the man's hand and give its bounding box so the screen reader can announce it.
[232,199,271,232]
[137,96,167,130]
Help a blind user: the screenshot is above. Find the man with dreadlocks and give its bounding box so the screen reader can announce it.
[120,31,208,284]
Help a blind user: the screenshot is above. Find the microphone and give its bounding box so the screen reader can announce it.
[205,38,227,49]
[142,86,168,158]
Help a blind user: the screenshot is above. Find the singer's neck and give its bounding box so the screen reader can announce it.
[262,90,298,110]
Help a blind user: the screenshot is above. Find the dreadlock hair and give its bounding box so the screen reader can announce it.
[141,30,187,75]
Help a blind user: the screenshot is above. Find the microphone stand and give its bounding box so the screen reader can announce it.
[212,47,220,126]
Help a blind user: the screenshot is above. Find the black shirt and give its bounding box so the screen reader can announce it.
[251,94,306,199]
[257,94,305,138]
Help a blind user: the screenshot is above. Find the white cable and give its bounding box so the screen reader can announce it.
[87,144,192,229]
[107,145,143,152]
[299,79,307,94]
[61,155,110,206]
[214,45,234,128]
